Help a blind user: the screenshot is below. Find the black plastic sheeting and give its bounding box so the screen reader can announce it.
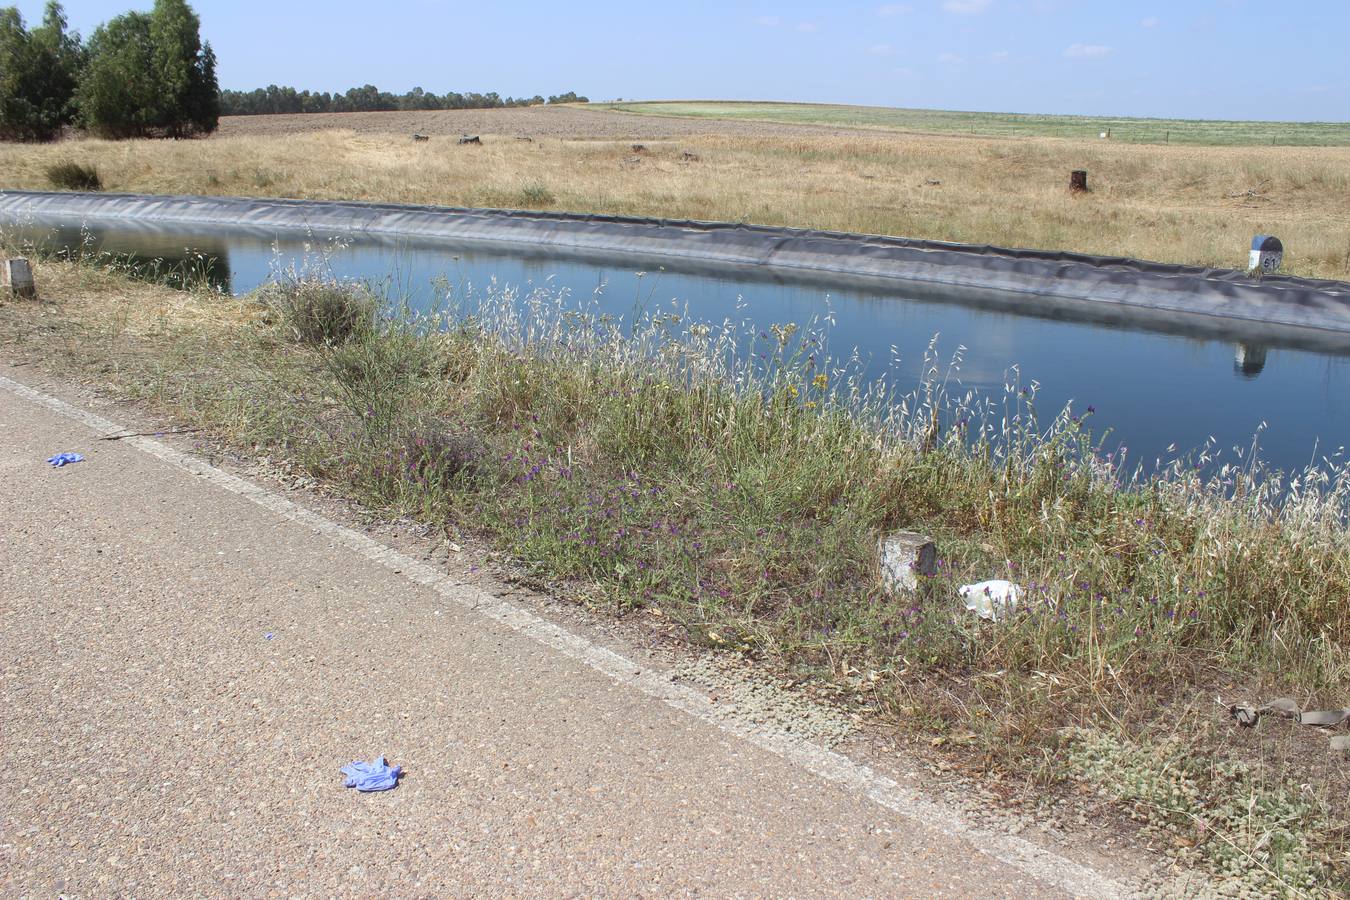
[4,189,1350,337]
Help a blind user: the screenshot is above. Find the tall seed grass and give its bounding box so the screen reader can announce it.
[252,272,1350,701]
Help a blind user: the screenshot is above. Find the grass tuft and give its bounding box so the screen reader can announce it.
[261,277,376,346]
[44,161,103,192]
[518,183,555,207]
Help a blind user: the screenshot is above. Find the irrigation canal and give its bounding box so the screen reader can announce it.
[6,217,1349,477]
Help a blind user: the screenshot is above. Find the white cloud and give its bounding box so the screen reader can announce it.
[1064,43,1112,59]
[796,22,818,32]
[893,66,915,77]
[868,43,895,55]
[1140,16,1159,28]
[877,3,913,14]
[753,15,780,27]
[989,50,1010,62]
[941,0,992,13]
[938,52,965,64]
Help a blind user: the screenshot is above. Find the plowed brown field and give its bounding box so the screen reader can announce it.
[216,104,854,140]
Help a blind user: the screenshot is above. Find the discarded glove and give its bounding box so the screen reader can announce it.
[959,580,1022,621]
[341,756,402,792]
[46,452,85,468]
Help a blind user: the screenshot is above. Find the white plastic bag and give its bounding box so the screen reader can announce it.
[959,580,1022,621]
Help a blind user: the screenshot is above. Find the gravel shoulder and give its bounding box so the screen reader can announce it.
[0,364,1139,897]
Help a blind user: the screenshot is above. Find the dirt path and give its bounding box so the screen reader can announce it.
[0,365,1140,897]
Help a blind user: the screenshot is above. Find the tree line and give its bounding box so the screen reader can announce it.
[219,86,589,117]
[1,1,588,141]
[0,0,217,141]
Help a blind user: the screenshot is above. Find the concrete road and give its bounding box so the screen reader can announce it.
[0,371,1129,897]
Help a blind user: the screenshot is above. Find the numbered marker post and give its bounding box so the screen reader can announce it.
[1248,235,1283,275]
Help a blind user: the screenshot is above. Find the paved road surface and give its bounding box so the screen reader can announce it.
[0,371,1129,897]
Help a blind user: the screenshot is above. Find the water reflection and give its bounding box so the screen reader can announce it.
[24,224,233,293]
[1234,343,1268,379]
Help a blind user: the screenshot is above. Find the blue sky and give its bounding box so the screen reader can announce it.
[18,0,1350,120]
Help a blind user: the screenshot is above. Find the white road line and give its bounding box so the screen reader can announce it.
[2,372,1133,898]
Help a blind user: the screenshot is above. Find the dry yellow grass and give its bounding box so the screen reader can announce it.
[3,116,1349,278]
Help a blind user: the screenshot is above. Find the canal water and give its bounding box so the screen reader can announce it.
[6,218,1349,476]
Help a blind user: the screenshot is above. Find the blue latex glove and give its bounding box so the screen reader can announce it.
[341,756,402,792]
[46,452,85,468]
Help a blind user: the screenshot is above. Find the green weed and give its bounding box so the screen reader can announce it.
[518,183,556,207]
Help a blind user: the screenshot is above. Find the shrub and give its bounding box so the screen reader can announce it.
[262,278,376,346]
[45,161,102,191]
[400,422,488,486]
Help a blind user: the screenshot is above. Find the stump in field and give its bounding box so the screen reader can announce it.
[1,258,35,299]
[412,133,430,142]
[1069,170,1089,193]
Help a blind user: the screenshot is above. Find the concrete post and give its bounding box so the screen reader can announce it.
[2,258,36,299]
[879,531,937,595]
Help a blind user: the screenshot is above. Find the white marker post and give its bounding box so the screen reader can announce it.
[1248,235,1283,275]
[1,258,36,299]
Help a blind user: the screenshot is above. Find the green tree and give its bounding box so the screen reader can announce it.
[78,0,217,138]
[76,11,157,137]
[148,0,215,136]
[184,39,218,132]
[0,2,83,142]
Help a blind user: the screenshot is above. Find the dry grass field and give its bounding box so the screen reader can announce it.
[3,105,1348,279]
